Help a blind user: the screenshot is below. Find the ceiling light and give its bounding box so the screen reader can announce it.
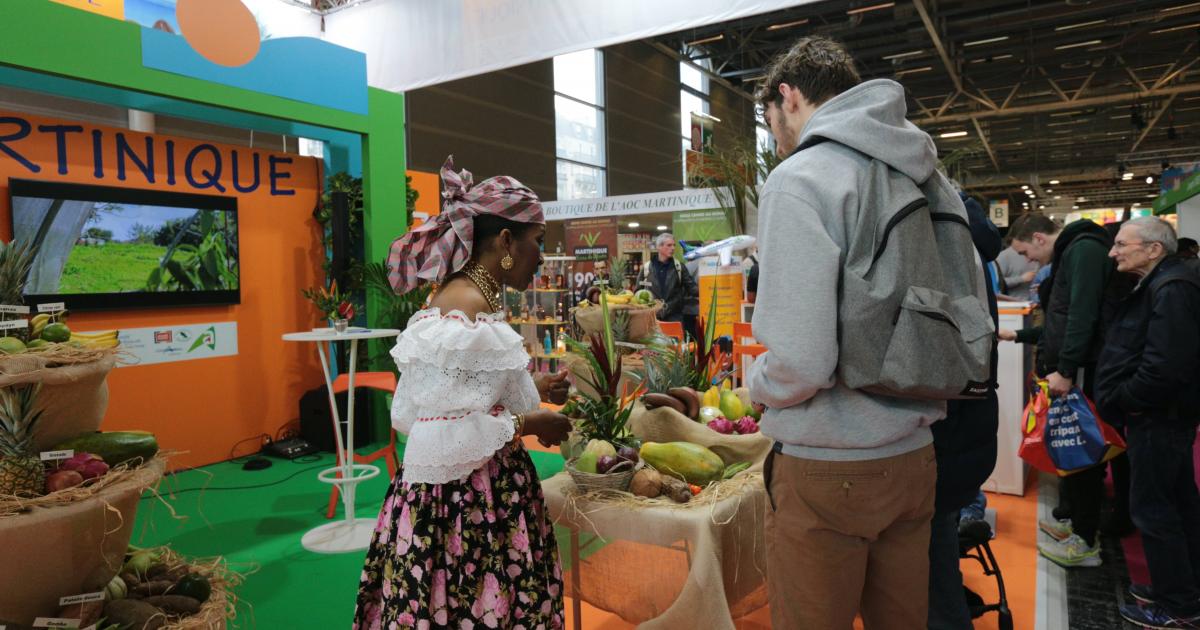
[1147,193,1158,198]
[1049,179,1060,185]
[1055,39,1103,50]
[1030,194,1037,198]
[964,36,1010,47]
[767,18,810,31]
[1151,22,1200,34]
[1039,205,1046,209]
[1054,196,1062,199]
[1046,189,1053,193]
[896,66,933,76]
[1073,205,1080,209]
[939,131,969,138]
[1077,197,1086,202]
[627,222,640,228]
[685,34,724,46]
[846,2,895,15]
[1162,2,1200,11]
[1146,175,1155,184]
[1133,202,1141,207]
[1021,185,1029,190]
[883,50,925,61]
[1056,19,1107,31]
[1123,172,1135,180]
[656,225,669,231]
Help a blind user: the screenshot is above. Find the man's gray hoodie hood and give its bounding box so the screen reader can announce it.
[747,78,946,462]
[798,79,938,184]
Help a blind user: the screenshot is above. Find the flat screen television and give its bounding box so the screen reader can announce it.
[8,179,240,310]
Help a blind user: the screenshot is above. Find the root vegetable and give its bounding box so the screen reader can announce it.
[629,468,662,498]
[103,599,166,630]
[142,595,202,616]
[641,393,686,415]
[667,387,700,419]
[131,580,176,597]
[660,476,691,503]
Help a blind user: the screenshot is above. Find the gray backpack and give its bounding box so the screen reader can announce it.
[837,162,994,400]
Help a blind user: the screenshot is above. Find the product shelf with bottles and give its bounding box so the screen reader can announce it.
[507,255,576,373]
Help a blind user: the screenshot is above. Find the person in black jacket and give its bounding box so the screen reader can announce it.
[927,192,1001,629]
[998,214,1125,567]
[637,232,700,337]
[1096,217,1200,629]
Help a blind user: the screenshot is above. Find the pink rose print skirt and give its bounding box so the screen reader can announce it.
[353,443,564,629]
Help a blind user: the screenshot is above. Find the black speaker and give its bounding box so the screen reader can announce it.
[298,385,373,453]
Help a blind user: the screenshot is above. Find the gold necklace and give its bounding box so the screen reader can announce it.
[461,260,503,313]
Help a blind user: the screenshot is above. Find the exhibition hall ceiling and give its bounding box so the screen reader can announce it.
[656,0,1200,212]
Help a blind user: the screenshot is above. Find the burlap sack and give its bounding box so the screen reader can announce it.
[573,301,662,342]
[0,354,116,452]
[629,388,771,472]
[0,457,165,624]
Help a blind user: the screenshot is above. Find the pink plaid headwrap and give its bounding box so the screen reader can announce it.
[387,156,544,293]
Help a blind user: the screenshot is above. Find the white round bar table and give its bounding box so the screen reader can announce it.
[282,327,400,553]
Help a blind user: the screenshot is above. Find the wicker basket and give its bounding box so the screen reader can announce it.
[565,458,636,493]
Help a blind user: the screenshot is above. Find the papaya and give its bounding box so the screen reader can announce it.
[639,441,725,486]
[54,431,159,468]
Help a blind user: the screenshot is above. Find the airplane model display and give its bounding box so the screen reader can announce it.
[680,234,756,265]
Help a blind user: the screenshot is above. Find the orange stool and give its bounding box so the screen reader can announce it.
[326,371,399,519]
[659,320,684,342]
[731,322,766,387]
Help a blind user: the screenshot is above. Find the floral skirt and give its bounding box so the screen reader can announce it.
[352,443,564,630]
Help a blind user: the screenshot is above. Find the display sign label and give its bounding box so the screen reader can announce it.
[0,305,31,314]
[564,217,619,279]
[37,303,67,313]
[698,258,745,341]
[59,592,105,606]
[32,619,79,629]
[0,319,27,330]
[41,450,74,462]
[675,208,733,243]
[108,321,238,367]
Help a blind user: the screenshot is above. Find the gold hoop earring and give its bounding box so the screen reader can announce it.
[500,254,514,270]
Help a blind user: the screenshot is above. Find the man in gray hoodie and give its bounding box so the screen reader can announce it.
[750,37,947,629]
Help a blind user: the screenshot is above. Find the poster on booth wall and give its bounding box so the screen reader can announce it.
[564,216,619,290]
[674,208,733,244]
[697,258,743,340]
[989,199,1009,228]
[93,321,239,367]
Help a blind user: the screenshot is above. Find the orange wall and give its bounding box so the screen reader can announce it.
[0,111,325,469]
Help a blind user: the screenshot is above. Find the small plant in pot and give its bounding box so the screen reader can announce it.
[562,293,645,491]
[302,280,357,332]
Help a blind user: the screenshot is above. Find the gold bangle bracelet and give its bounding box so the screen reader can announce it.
[513,413,525,437]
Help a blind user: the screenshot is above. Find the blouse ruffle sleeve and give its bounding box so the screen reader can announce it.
[389,308,541,484]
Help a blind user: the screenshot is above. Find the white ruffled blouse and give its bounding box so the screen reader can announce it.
[390,307,541,485]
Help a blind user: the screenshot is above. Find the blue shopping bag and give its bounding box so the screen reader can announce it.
[1045,387,1125,475]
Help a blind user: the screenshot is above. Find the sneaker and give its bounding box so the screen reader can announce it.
[1039,518,1074,542]
[1130,583,1157,605]
[1038,533,1102,568]
[1119,602,1200,629]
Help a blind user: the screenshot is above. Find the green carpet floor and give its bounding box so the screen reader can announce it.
[131,443,567,629]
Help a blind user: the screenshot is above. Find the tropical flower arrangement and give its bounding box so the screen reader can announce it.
[302,280,356,322]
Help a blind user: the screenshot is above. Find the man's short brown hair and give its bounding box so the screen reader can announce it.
[754,36,861,110]
[1007,213,1061,243]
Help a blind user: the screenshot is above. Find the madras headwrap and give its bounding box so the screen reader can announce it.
[387,155,544,293]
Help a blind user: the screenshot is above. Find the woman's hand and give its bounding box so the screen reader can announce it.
[522,409,573,447]
[997,328,1017,342]
[535,369,571,404]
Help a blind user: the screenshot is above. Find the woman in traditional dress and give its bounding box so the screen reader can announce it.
[353,157,573,630]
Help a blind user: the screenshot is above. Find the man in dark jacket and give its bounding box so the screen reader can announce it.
[927,193,1001,629]
[638,232,699,336]
[1096,217,1200,629]
[998,214,1117,567]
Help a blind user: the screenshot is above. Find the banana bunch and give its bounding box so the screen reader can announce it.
[70,330,120,349]
[605,291,634,305]
[29,313,51,338]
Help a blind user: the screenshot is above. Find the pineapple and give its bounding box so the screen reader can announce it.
[0,383,46,497]
[0,238,38,307]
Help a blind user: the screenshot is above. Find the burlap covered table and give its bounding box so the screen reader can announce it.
[545,393,772,628]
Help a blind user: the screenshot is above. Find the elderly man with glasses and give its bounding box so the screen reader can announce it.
[1096,217,1200,629]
